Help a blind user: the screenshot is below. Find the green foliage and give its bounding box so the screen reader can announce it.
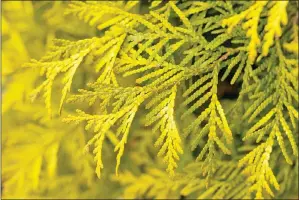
[2,0,298,199]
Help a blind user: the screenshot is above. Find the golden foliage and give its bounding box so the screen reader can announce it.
[2,1,298,199]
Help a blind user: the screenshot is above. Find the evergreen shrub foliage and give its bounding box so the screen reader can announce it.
[2,1,298,199]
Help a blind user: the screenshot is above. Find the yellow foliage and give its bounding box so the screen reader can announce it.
[112,169,180,199]
[222,1,267,62]
[283,23,298,55]
[223,1,290,62]
[2,1,298,199]
[147,85,183,176]
[239,134,280,199]
[262,1,289,56]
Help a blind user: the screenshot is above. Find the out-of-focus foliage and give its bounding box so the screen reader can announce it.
[2,1,298,199]
[2,1,115,199]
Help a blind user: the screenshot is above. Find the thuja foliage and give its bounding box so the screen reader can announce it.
[2,1,298,199]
